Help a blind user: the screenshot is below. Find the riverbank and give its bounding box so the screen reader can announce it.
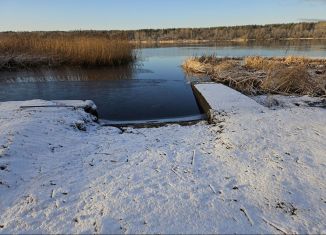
[0,89,325,233]
[183,56,326,97]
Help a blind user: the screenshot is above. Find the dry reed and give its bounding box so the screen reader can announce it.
[182,56,326,96]
[0,33,134,70]
[182,57,211,74]
[262,64,324,96]
[244,56,326,70]
[213,60,238,73]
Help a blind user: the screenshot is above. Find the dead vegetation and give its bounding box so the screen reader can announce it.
[183,56,326,96]
[262,64,319,95]
[244,56,325,70]
[0,33,134,71]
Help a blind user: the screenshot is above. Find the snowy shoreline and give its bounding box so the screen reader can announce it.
[0,86,325,234]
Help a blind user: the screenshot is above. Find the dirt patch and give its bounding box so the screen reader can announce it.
[276,201,298,216]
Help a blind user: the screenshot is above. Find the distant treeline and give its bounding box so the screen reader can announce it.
[119,22,326,42]
[1,22,326,42]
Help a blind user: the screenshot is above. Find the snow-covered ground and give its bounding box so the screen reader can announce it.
[0,88,325,234]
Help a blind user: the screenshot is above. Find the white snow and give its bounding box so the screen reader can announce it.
[0,89,325,234]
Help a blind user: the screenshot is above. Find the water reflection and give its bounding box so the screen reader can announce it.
[138,40,326,58]
[0,59,202,120]
[0,65,134,83]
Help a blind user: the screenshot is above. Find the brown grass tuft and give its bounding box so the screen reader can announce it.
[182,56,239,74]
[283,56,307,65]
[262,64,323,95]
[213,60,238,73]
[182,57,211,74]
[244,56,279,70]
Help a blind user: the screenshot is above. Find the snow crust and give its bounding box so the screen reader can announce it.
[0,92,325,233]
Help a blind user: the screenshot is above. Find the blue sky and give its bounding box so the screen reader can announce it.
[0,0,325,31]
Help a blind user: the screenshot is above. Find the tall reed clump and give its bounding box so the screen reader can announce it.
[0,33,134,69]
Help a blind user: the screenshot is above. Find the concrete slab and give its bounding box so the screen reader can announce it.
[193,83,264,114]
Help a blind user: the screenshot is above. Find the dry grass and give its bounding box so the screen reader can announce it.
[213,60,238,73]
[244,56,326,70]
[182,57,212,74]
[183,56,326,96]
[244,56,278,70]
[183,56,239,74]
[0,33,134,70]
[262,64,323,95]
